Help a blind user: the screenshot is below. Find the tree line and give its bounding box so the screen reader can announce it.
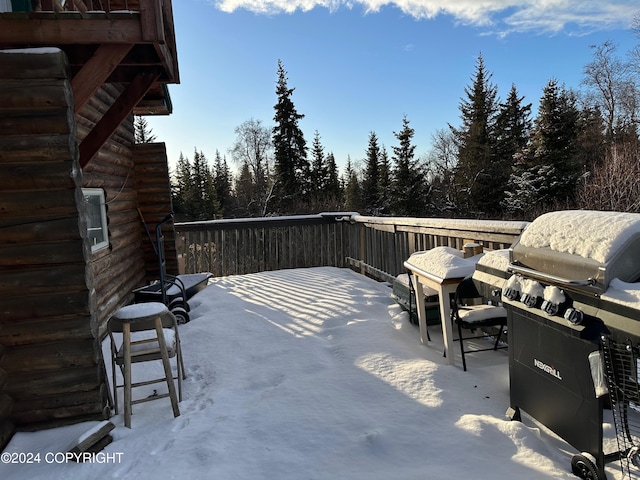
[165,25,640,221]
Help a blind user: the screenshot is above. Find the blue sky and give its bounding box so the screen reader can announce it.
[148,0,639,175]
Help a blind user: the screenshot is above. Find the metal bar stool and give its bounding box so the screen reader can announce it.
[108,302,182,428]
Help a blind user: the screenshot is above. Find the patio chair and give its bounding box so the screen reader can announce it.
[108,302,186,427]
[451,277,507,371]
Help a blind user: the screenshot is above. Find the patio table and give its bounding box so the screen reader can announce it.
[404,246,482,367]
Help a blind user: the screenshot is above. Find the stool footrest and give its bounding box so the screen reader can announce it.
[132,393,171,406]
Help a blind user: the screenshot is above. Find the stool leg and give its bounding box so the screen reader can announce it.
[155,319,180,418]
[123,322,132,428]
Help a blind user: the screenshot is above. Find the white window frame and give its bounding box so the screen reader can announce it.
[82,188,109,253]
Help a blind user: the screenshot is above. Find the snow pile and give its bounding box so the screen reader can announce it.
[602,279,640,309]
[405,246,482,279]
[519,210,640,263]
[543,285,566,305]
[476,249,510,271]
[1,267,623,479]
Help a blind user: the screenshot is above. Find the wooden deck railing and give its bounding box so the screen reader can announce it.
[175,213,529,283]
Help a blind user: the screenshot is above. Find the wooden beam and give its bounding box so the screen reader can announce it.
[139,0,165,43]
[0,16,142,46]
[79,69,161,169]
[72,44,133,113]
[154,42,177,83]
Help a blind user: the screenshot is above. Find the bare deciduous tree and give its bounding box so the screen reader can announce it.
[575,143,640,212]
[230,118,275,216]
[582,41,638,141]
[230,118,272,183]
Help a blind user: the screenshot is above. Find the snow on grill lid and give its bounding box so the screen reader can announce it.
[519,210,640,263]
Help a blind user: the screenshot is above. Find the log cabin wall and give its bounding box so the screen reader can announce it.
[0,49,107,442]
[133,142,179,283]
[0,48,180,445]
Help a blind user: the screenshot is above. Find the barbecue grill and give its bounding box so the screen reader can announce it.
[498,210,640,480]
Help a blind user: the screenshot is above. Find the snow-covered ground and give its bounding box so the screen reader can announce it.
[0,267,626,479]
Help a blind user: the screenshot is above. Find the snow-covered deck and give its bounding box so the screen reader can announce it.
[0,267,627,479]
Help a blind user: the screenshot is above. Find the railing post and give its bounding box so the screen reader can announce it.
[359,223,366,276]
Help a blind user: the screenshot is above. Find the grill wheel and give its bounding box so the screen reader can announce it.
[571,453,602,480]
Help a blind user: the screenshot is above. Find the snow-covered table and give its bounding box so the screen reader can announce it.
[404,247,483,366]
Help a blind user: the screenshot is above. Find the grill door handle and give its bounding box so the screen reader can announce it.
[508,263,596,288]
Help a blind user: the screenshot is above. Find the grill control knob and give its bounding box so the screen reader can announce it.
[504,288,520,300]
[541,300,559,316]
[520,293,538,308]
[564,308,583,325]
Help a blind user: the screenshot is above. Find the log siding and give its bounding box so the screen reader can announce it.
[0,49,178,447]
[0,49,105,442]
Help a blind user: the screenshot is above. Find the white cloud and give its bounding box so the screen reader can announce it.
[212,0,639,34]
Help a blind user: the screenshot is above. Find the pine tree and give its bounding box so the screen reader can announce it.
[272,60,309,214]
[450,53,498,216]
[391,116,425,216]
[362,131,381,214]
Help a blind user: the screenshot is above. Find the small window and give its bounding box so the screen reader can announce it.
[83,188,109,253]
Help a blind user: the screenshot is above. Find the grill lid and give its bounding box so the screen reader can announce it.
[509,210,640,294]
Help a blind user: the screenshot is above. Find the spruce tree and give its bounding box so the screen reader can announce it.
[493,84,532,215]
[213,150,234,217]
[504,80,581,216]
[450,53,498,216]
[391,115,425,216]
[134,116,157,143]
[344,156,363,212]
[575,106,607,173]
[324,152,343,209]
[309,130,327,204]
[362,131,381,214]
[191,149,221,220]
[172,152,191,220]
[272,60,309,214]
[378,147,392,215]
[234,162,255,217]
